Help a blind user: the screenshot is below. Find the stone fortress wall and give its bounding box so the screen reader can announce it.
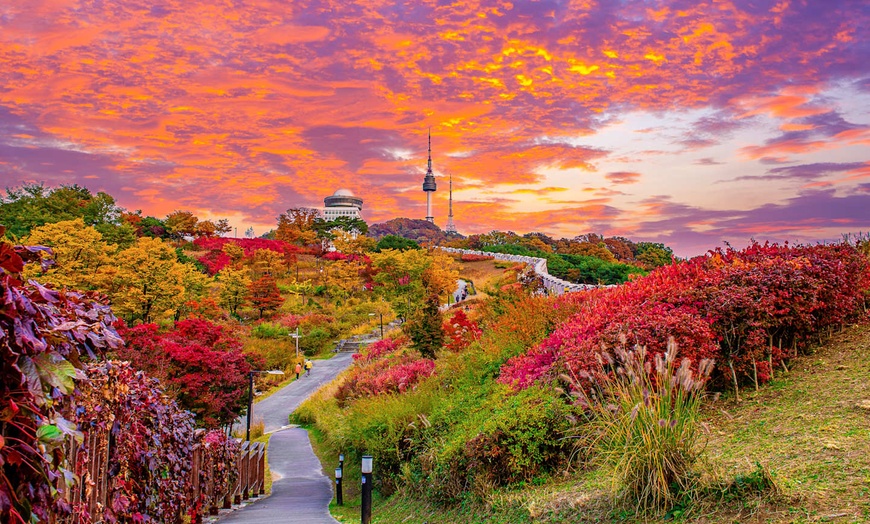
[440,247,599,296]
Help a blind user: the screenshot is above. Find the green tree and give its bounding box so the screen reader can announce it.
[408,291,444,359]
[375,234,420,252]
[0,183,127,239]
[636,242,675,268]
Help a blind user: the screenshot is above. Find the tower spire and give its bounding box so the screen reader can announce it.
[427,128,432,173]
[445,172,457,233]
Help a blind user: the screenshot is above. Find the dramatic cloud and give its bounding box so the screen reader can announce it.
[0,0,868,255]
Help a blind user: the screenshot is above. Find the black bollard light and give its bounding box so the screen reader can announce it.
[361,455,373,524]
[339,452,344,470]
[335,466,343,506]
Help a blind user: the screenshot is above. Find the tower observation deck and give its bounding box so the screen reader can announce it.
[422,129,436,223]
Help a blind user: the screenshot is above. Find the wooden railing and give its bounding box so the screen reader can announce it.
[53,428,267,523]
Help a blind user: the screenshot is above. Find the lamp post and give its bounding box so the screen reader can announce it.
[289,328,302,359]
[368,313,384,339]
[361,455,373,524]
[246,369,285,442]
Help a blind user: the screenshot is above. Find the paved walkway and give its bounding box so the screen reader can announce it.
[219,351,355,523]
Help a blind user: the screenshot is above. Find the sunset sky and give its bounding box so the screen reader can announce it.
[1,0,868,256]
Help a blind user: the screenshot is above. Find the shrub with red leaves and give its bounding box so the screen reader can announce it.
[193,238,302,275]
[460,253,494,262]
[335,355,435,407]
[443,309,482,352]
[117,319,257,427]
[352,336,407,364]
[0,236,125,524]
[70,361,196,523]
[500,241,870,391]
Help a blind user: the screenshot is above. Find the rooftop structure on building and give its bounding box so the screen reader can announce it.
[422,129,436,223]
[322,188,363,221]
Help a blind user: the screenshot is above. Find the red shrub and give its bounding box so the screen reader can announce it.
[353,336,408,363]
[193,238,303,275]
[118,319,258,427]
[336,356,435,406]
[443,309,483,351]
[500,241,870,391]
[460,253,495,262]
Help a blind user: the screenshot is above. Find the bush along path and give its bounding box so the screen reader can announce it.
[218,350,355,523]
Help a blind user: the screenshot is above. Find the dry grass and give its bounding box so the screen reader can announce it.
[456,259,510,299]
[700,323,870,523]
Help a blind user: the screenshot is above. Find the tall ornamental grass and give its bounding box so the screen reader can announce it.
[569,339,714,514]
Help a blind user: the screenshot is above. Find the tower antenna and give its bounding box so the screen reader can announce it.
[445,172,456,233]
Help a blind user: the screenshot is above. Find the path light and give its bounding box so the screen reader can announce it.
[335,466,343,506]
[246,369,285,442]
[361,455,373,524]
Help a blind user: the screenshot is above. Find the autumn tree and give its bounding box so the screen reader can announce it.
[118,320,254,427]
[222,241,245,264]
[249,248,286,279]
[276,207,320,245]
[165,210,199,239]
[371,248,458,321]
[249,275,284,317]
[194,219,217,238]
[22,218,114,290]
[329,257,368,297]
[98,236,208,323]
[218,266,251,316]
[332,229,377,255]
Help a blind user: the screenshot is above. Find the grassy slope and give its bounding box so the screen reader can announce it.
[326,323,870,523]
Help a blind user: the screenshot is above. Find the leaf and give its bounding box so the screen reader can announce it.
[0,243,24,274]
[36,424,63,444]
[34,352,77,395]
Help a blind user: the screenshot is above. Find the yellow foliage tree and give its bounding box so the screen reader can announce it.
[164,210,199,239]
[221,242,244,264]
[98,237,208,323]
[22,218,114,290]
[332,230,376,256]
[217,266,251,316]
[248,249,286,279]
[329,258,366,297]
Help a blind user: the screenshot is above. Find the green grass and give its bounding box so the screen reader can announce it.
[316,323,870,523]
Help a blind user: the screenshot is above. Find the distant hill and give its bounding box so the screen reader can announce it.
[368,217,461,244]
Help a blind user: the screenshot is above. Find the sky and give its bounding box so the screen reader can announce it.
[0,0,868,256]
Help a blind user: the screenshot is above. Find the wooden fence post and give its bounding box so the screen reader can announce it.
[258,443,266,495]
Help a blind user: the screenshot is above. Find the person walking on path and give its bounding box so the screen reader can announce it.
[304,359,313,377]
[294,362,302,380]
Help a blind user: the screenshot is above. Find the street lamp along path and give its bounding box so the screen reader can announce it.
[246,369,285,442]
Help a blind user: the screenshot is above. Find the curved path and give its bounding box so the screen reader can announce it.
[219,351,355,523]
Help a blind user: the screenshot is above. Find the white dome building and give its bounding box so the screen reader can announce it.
[322,189,363,221]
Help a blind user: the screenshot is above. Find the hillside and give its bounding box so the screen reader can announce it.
[332,323,870,523]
